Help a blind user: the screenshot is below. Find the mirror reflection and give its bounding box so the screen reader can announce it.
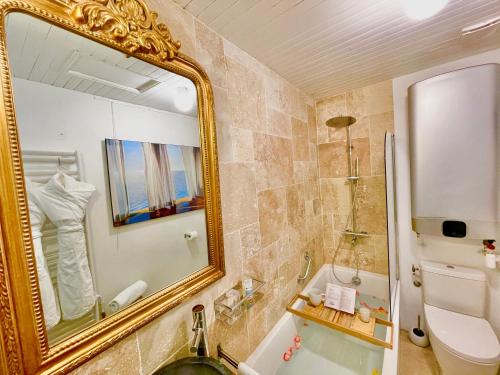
[6,12,209,344]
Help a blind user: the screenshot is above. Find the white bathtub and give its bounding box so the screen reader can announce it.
[246,264,400,375]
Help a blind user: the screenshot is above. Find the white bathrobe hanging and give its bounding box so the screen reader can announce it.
[30,173,96,320]
[26,179,61,329]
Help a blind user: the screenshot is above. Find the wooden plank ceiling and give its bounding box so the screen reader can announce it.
[176,0,500,98]
[5,13,197,117]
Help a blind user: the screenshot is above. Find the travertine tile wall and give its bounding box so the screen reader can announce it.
[71,1,323,374]
[316,81,394,275]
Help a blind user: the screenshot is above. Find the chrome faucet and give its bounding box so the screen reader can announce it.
[190,304,209,357]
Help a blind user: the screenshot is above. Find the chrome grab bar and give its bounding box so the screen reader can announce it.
[297,252,312,281]
[217,344,239,369]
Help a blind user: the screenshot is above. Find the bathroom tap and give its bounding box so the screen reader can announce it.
[190,304,209,357]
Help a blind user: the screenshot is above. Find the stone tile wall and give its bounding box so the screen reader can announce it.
[316,81,394,276]
[70,1,323,373]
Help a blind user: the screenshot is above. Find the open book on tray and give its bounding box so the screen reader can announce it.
[324,283,356,314]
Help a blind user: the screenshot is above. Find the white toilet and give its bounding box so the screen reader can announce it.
[421,260,500,375]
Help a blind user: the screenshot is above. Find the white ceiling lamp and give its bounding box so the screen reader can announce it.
[402,0,448,20]
[174,86,195,112]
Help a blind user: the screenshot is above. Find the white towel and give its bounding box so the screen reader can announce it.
[109,280,148,313]
[26,179,61,329]
[30,173,97,320]
[238,362,260,375]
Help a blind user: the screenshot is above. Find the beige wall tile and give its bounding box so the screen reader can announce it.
[355,176,387,235]
[364,80,393,116]
[292,118,309,161]
[307,105,317,144]
[220,163,258,232]
[320,178,350,216]
[258,188,287,247]
[224,230,244,285]
[372,235,389,275]
[226,58,267,132]
[253,133,293,191]
[318,141,348,178]
[351,137,371,177]
[213,86,233,163]
[137,306,190,374]
[286,184,306,230]
[240,223,262,259]
[305,163,320,200]
[232,127,254,162]
[349,116,369,139]
[194,21,227,89]
[369,111,395,175]
[267,108,292,138]
[346,87,365,119]
[72,334,141,375]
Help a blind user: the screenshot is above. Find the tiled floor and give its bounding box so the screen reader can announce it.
[399,330,440,375]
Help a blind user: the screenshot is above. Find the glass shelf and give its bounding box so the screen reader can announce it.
[214,278,265,325]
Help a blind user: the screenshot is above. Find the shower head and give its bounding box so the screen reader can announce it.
[325,116,357,128]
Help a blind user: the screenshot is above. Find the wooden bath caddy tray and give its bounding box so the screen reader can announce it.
[286,295,393,349]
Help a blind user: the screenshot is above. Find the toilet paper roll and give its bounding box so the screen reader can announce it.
[184,230,198,240]
[485,253,496,269]
[109,280,148,313]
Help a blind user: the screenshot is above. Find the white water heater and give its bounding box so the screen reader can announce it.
[409,64,499,239]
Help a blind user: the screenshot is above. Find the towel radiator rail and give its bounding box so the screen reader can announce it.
[21,149,101,342]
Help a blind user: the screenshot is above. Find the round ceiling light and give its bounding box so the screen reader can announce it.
[174,86,194,112]
[403,0,448,20]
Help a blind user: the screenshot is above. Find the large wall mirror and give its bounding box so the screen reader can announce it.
[0,0,223,373]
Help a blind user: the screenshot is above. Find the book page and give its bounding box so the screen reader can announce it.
[324,283,342,310]
[339,287,356,314]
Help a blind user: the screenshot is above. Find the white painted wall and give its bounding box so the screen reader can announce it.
[393,48,500,336]
[13,77,208,313]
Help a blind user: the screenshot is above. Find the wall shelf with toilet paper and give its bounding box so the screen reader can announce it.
[286,294,393,349]
[214,278,265,325]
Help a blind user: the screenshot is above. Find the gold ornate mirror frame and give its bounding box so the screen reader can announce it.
[0,0,224,373]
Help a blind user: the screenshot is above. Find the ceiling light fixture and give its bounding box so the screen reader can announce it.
[174,86,194,112]
[67,56,160,94]
[402,0,448,20]
[68,70,141,94]
[462,16,500,36]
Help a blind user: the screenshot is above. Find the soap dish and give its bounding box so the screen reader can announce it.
[214,278,265,325]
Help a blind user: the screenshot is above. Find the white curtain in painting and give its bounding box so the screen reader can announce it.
[26,179,61,329]
[194,147,203,196]
[143,143,175,210]
[106,139,129,221]
[30,173,96,320]
[181,146,197,199]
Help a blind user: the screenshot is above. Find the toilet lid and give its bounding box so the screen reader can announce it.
[425,304,500,364]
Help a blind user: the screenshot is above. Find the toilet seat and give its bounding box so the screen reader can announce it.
[425,304,500,364]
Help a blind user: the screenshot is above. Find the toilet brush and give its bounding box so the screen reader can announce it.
[409,315,429,347]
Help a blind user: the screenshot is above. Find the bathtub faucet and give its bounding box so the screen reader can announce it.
[190,304,210,357]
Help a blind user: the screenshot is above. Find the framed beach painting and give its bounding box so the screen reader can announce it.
[105,139,205,226]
